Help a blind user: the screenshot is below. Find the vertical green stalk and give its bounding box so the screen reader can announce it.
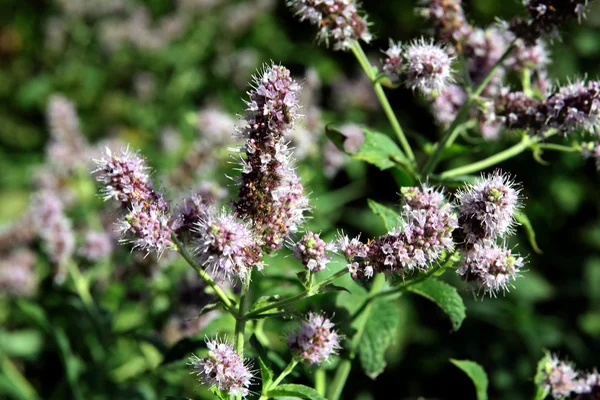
[270,359,299,389]
[234,275,251,399]
[314,368,326,396]
[350,41,416,164]
[328,273,386,400]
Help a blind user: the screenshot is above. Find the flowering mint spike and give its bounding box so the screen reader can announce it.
[291,231,335,272]
[382,40,403,82]
[188,337,253,397]
[194,208,263,283]
[510,0,592,43]
[46,95,89,172]
[456,170,521,244]
[289,0,372,51]
[367,186,457,275]
[336,233,372,280]
[119,202,172,257]
[234,64,309,251]
[93,147,153,204]
[404,38,455,95]
[464,27,510,96]
[458,240,524,296]
[541,354,581,399]
[0,249,37,297]
[79,230,113,262]
[419,0,472,50]
[288,312,341,365]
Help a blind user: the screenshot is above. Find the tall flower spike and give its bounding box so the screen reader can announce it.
[289,0,372,51]
[291,231,335,272]
[456,170,521,244]
[458,240,524,296]
[118,201,173,257]
[188,338,253,398]
[194,208,263,282]
[404,38,454,95]
[234,65,309,251]
[288,312,341,365]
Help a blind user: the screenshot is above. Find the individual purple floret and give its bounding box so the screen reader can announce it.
[0,249,37,297]
[458,240,524,296]
[336,233,372,280]
[419,0,472,50]
[288,312,341,365]
[234,65,309,251]
[455,170,521,244]
[79,230,113,262]
[541,355,581,399]
[194,208,263,282]
[382,40,403,82]
[188,338,253,398]
[93,147,153,204]
[291,231,335,272]
[510,0,592,44]
[368,186,457,275]
[404,38,454,95]
[289,0,372,51]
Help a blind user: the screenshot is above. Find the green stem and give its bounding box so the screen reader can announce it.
[67,261,93,307]
[328,273,386,400]
[1,356,42,400]
[522,68,533,97]
[234,277,251,400]
[243,268,348,320]
[350,41,416,164]
[536,143,579,152]
[270,359,298,390]
[171,235,234,311]
[439,134,543,179]
[422,42,517,176]
[314,368,326,396]
[533,386,549,400]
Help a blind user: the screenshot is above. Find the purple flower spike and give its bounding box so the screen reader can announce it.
[194,208,263,282]
[291,231,335,272]
[288,312,341,365]
[188,337,253,397]
[404,38,454,95]
[456,170,521,243]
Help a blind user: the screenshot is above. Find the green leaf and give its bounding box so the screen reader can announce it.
[325,123,347,152]
[367,199,400,231]
[353,129,407,170]
[317,283,351,294]
[407,278,466,331]
[250,335,274,393]
[359,300,401,379]
[534,352,552,400]
[268,384,325,400]
[450,359,489,400]
[515,210,543,254]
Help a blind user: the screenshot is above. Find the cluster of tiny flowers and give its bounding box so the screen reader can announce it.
[288,312,340,365]
[234,65,309,251]
[197,107,238,145]
[463,27,510,95]
[432,84,468,127]
[540,354,599,399]
[94,147,173,256]
[367,186,457,275]
[188,338,253,398]
[193,208,263,282]
[336,233,372,280]
[78,230,113,262]
[458,240,523,295]
[419,0,472,50]
[403,39,454,95]
[493,80,600,134]
[510,0,591,44]
[0,249,37,297]
[289,0,372,51]
[291,231,335,272]
[30,191,75,283]
[455,171,521,244]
